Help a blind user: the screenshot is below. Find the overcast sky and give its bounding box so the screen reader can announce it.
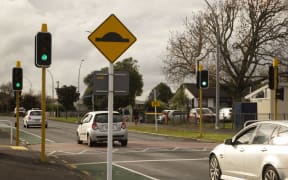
[0,0,206,101]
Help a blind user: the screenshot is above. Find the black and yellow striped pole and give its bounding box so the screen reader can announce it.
[15,61,21,146]
[199,64,203,138]
[273,58,278,120]
[41,24,47,162]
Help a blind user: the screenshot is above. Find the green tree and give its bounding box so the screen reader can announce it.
[170,86,188,111]
[145,83,173,112]
[0,82,14,112]
[56,85,79,115]
[22,94,40,111]
[83,57,143,110]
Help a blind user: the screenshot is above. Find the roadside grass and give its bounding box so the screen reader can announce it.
[128,124,234,142]
[49,117,79,124]
[49,117,234,142]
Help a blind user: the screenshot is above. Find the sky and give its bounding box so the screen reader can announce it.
[0,0,206,101]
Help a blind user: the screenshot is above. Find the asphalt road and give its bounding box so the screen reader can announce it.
[6,117,218,179]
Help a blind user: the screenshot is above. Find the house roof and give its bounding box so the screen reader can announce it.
[182,83,231,98]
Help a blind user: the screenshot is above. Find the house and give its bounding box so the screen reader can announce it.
[244,82,288,120]
[181,83,232,109]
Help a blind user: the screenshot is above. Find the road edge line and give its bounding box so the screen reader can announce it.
[113,163,159,180]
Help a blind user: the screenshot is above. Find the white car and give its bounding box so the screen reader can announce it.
[76,111,128,147]
[209,120,288,180]
[23,109,47,128]
[219,107,232,121]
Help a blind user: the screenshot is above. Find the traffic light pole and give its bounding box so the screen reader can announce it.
[15,91,20,146]
[40,24,47,162]
[273,58,278,120]
[14,61,21,146]
[199,65,203,138]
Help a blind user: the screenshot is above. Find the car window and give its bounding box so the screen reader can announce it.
[271,125,288,145]
[30,111,41,116]
[234,126,257,145]
[252,124,277,144]
[82,114,92,123]
[94,113,122,123]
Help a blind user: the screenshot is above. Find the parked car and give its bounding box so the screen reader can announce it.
[14,107,26,117]
[76,111,128,147]
[209,120,288,180]
[189,108,216,123]
[23,109,47,128]
[219,107,232,121]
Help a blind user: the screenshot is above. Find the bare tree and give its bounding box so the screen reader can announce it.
[163,0,288,101]
[162,12,211,84]
[204,0,288,100]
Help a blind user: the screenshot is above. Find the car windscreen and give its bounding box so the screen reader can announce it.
[30,111,41,116]
[94,113,122,123]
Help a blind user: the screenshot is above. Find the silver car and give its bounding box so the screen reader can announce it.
[76,111,128,147]
[209,120,288,180]
[23,109,47,128]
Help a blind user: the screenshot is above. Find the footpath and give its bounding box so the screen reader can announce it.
[0,129,92,180]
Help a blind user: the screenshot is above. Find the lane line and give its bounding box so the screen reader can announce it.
[71,157,208,166]
[113,163,159,180]
[19,129,55,143]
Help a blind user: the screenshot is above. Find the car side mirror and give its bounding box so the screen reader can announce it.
[224,138,233,145]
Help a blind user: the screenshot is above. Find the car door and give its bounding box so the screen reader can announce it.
[243,123,277,179]
[220,125,257,179]
[79,114,92,140]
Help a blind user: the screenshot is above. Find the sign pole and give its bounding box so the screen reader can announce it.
[154,89,158,131]
[107,63,114,180]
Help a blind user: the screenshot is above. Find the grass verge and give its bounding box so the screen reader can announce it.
[128,124,234,142]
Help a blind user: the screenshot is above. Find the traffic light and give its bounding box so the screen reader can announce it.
[12,67,23,91]
[268,65,278,90]
[35,32,52,67]
[200,70,209,88]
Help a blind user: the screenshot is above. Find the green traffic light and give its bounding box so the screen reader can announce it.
[16,82,21,88]
[41,54,48,61]
[202,81,207,87]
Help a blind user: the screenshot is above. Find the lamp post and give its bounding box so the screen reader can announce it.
[78,60,85,94]
[47,69,55,117]
[77,60,85,116]
[205,0,220,129]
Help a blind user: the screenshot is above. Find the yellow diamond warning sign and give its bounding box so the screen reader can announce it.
[88,14,137,63]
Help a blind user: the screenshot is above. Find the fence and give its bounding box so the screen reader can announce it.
[142,112,288,130]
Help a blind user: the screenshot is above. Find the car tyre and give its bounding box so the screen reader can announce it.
[120,140,128,146]
[77,133,83,144]
[87,134,94,147]
[209,155,221,180]
[263,166,280,180]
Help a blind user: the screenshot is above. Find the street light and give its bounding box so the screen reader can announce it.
[205,0,220,129]
[78,59,85,94]
[77,60,85,116]
[47,69,55,117]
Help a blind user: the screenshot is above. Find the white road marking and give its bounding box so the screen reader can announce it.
[20,129,55,143]
[71,157,209,166]
[113,163,159,180]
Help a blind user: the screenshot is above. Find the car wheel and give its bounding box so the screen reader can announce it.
[45,124,48,128]
[87,134,94,147]
[120,140,128,146]
[209,155,221,180]
[263,166,280,180]
[26,124,29,128]
[77,133,83,144]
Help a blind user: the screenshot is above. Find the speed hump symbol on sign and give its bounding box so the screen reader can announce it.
[88,14,137,63]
